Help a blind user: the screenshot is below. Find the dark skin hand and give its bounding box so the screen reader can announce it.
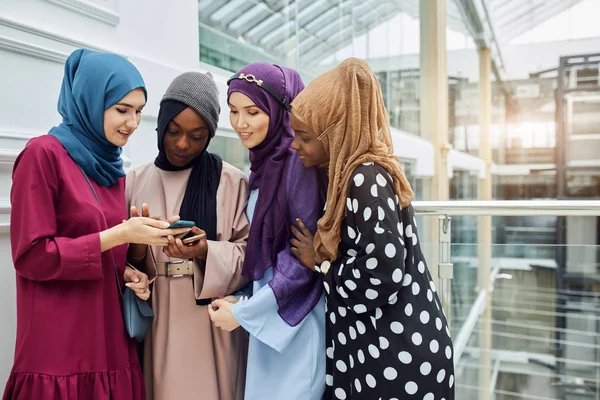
[290,218,317,271]
[163,226,209,261]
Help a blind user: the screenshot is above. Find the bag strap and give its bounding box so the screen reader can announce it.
[77,165,123,298]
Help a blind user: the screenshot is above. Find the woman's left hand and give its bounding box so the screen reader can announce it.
[290,218,317,271]
[208,299,240,331]
[163,226,208,261]
[124,266,150,300]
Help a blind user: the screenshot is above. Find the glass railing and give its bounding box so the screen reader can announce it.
[414,200,600,400]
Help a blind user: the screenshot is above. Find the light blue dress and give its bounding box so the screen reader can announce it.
[231,189,326,400]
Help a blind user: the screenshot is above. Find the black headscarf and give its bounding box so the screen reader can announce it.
[154,99,222,241]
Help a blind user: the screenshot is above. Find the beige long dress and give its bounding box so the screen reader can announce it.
[125,161,250,400]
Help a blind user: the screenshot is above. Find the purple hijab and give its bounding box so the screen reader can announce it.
[228,63,326,326]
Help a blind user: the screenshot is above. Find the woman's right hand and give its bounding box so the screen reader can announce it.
[121,217,190,246]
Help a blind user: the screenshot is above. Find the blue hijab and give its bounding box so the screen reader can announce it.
[49,48,147,187]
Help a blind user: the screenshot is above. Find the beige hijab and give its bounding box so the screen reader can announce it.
[291,58,414,262]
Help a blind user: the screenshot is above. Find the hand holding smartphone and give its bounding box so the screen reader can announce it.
[181,233,207,245]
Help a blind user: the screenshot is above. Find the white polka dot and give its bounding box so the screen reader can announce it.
[385,243,397,258]
[375,307,383,319]
[338,332,347,345]
[356,321,367,335]
[446,346,452,359]
[437,369,446,383]
[366,258,378,269]
[327,347,334,359]
[379,336,389,349]
[391,321,404,334]
[347,249,357,257]
[330,313,336,324]
[449,375,454,388]
[427,289,433,302]
[397,222,403,235]
[375,173,386,186]
[349,326,357,340]
[424,393,434,400]
[346,198,352,211]
[368,345,380,359]
[436,318,443,331]
[347,226,356,239]
[324,281,330,294]
[370,278,381,285]
[362,161,374,166]
[354,378,362,392]
[388,197,395,211]
[447,325,451,337]
[326,374,333,386]
[430,280,436,292]
[366,374,377,388]
[354,233,362,245]
[365,243,375,254]
[336,360,347,373]
[402,273,412,287]
[405,224,413,238]
[420,362,432,375]
[399,351,412,364]
[345,280,357,291]
[405,303,413,316]
[384,367,398,380]
[366,289,378,300]
[334,388,346,399]
[412,234,418,246]
[388,292,398,305]
[338,306,347,317]
[377,206,385,221]
[412,282,420,295]
[420,311,430,324]
[370,184,378,197]
[349,354,354,369]
[353,173,365,187]
[363,207,372,221]
[430,339,439,353]
[392,269,403,283]
[418,261,425,273]
[405,381,418,395]
[352,199,358,213]
[374,222,384,234]
[352,269,361,280]
[337,286,349,299]
[412,332,423,345]
[357,349,365,364]
[354,304,367,314]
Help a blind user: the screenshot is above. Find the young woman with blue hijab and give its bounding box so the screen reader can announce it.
[208,62,327,400]
[3,49,188,400]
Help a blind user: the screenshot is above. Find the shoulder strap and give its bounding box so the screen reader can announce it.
[77,165,123,298]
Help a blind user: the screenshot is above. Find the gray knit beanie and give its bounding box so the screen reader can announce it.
[161,71,220,138]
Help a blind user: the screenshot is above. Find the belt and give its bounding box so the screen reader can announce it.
[156,260,194,277]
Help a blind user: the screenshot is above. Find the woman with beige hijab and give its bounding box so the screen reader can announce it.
[289,58,455,400]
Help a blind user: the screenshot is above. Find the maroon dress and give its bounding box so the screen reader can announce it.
[3,135,145,400]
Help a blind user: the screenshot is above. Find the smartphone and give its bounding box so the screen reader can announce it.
[168,220,195,229]
[181,233,207,245]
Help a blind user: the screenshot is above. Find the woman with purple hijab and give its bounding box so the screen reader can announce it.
[208,63,327,399]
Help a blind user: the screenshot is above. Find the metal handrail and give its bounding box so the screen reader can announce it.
[412,200,600,216]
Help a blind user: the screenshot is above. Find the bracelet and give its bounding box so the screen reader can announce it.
[128,246,148,261]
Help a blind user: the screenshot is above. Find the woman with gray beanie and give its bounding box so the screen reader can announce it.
[125,71,250,400]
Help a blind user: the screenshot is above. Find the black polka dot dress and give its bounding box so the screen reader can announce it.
[316,162,455,400]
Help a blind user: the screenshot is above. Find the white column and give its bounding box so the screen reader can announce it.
[419,0,450,285]
[478,46,493,400]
